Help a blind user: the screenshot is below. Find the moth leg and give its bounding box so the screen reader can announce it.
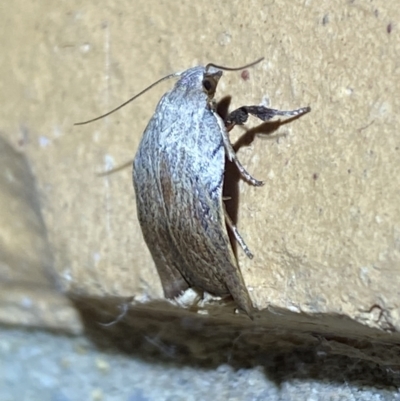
[224,206,254,259]
[226,105,311,128]
[212,109,264,187]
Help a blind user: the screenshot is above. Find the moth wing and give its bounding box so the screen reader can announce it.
[134,88,253,315]
[158,151,253,316]
[133,148,190,299]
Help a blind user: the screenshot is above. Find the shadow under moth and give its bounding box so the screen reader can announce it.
[76,58,310,318]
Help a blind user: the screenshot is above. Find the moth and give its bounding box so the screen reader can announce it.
[76,58,310,317]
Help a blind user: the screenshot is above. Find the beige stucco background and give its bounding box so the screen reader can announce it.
[1,0,399,358]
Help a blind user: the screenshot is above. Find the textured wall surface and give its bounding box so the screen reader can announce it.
[0,136,80,331]
[1,0,399,371]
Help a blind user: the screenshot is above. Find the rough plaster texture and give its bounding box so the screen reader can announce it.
[0,137,81,332]
[1,0,399,371]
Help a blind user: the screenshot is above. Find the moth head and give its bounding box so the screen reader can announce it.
[202,70,223,99]
[202,57,264,100]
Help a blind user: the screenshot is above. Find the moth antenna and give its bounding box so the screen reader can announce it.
[205,57,264,73]
[96,159,133,176]
[75,71,181,125]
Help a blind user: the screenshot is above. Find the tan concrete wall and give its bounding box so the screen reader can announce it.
[1,0,399,354]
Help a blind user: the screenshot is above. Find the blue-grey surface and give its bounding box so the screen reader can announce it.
[1,326,399,401]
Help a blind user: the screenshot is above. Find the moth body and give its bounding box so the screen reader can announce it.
[133,66,253,315]
[75,58,310,318]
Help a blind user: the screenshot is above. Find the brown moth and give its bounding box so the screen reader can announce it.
[76,58,310,317]
[132,60,310,317]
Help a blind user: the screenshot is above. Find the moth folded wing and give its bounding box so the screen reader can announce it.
[133,153,189,300]
[158,153,254,316]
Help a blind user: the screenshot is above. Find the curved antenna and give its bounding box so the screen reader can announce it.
[205,57,264,73]
[74,71,180,126]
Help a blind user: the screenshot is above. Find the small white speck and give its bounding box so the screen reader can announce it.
[375,215,382,224]
[378,101,391,116]
[92,252,101,263]
[80,43,91,53]
[261,60,272,71]
[104,154,114,171]
[268,169,275,179]
[62,269,72,282]
[260,95,270,107]
[53,125,61,137]
[134,293,150,303]
[39,136,50,147]
[217,31,232,46]
[21,297,33,308]
[359,266,371,286]
[344,87,353,96]
[95,358,110,373]
[175,288,200,307]
[287,305,301,313]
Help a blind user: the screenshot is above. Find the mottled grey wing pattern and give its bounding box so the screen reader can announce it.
[133,116,189,299]
[133,90,252,315]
